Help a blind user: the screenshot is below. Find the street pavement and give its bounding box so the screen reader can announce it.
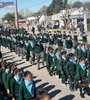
[1,46,90,100]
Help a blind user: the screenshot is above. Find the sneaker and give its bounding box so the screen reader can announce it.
[32,62,35,65]
[80,93,85,98]
[38,67,40,70]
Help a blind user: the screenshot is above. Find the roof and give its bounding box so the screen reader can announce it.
[27,17,37,21]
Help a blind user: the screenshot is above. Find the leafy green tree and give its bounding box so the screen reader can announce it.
[3,12,23,23]
[83,2,90,10]
[47,0,68,15]
[72,1,82,8]
[38,6,48,15]
[3,13,14,23]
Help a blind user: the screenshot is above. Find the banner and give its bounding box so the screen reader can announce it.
[0,2,14,8]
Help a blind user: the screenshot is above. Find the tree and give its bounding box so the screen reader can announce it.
[83,2,90,10]
[47,0,68,15]
[32,12,40,23]
[19,8,34,18]
[38,6,48,15]
[61,6,71,30]
[3,12,23,23]
[3,13,15,23]
[72,1,82,8]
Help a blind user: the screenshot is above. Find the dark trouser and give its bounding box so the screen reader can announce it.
[10,43,12,52]
[61,74,67,84]
[2,84,8,97]
[79,88,83,95]
[56,70,67,84]
[47,65,52,75]
[26,50,30,61]
[8,95,12,100]
[15,94,19,100]
[0,83,3,92]
[68,75,77,91]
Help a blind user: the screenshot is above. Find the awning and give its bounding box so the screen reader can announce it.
[61,14,84,20]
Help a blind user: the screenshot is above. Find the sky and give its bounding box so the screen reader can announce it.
[0,0,88,18]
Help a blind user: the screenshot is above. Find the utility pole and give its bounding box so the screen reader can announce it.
[15,0,19,28]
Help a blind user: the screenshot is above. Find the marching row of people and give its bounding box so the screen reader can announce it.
[0,30,87,68]
[45,46,90,98]
[0,29,90,99]
[0,57,50,100]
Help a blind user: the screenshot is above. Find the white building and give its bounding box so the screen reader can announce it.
[39,15,52,27]
[52,7,90,32]
[27,17,38,26]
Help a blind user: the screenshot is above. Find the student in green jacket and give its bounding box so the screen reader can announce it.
[34,39,44,70]
[53,48,61,78]
[76,58,87,98]
[49,35,54,48]
[0,61,6,94]
[29,40,35,65]
[87,48,90,63]
[87,48,90,90]
[53,31,57,45]
[65,36,73,54]
[80,44,87,58]
[16,39,21,57]
[75,43,81,60]
[11,69,22,100]
[19,39,24,59]
[73,32,78,45]
[53,31,57,39]
[63,31,66,39]
[10,36,13,52]
[13,37,17,54]
[19,71,36,100]
[24,40,30,61]
[2,65,10,99]
[57,35,63,50]
[82,33,87,45]
[67,31,72,39]
[6,67,17,99]
[60,51,67,84]
[65,53,76,91]
[42,34,48,48]
[46,47,54,76]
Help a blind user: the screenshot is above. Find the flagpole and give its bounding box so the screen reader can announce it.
[15,0,19,28]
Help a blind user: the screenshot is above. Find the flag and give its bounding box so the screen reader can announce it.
[0,2,14,8]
